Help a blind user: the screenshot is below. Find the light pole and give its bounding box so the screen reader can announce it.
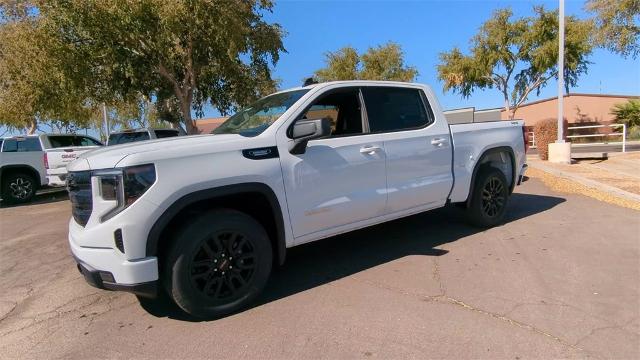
[557,0,564,143]
[102,103,110,138]
[548,0,572,163]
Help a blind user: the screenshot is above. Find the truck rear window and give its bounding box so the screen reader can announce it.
[2,137,42,152]
[108,132,150,145]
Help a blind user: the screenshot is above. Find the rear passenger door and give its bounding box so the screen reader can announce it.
[362,86,453,213]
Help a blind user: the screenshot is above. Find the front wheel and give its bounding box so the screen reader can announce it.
[163,209,273,319]
[466,167,509,228]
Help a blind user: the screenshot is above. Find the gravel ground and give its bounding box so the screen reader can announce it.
[0,178,638,359]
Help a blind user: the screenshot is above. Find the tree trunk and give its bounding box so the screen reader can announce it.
[183,109,198,135]
[503,96,513,120]
[27,119,37,134]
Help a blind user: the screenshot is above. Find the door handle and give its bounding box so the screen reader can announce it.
[431,138,448,147]
[360,146,381,155]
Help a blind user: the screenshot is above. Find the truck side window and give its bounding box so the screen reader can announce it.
[154,130,180,139]
[78,136,102,146]
[363,87,432,133]
[298,88,363,137]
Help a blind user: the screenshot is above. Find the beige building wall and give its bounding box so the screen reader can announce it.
[500,94,638,127]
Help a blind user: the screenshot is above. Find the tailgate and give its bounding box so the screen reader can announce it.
[45,147,98,170]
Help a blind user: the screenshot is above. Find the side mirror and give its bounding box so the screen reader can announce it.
[290,118,331,154]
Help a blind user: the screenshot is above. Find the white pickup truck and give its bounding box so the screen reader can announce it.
[67,81,528,318]
[0,134,102,203]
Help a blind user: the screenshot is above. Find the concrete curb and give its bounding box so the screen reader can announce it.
[528,161,640,203]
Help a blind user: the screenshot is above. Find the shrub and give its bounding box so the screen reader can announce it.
[611,99,640,128]
[535,118,568,160]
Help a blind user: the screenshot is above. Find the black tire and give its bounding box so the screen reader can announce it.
[163,209,273,319]
[1,172,37,204]
[466,167,509,228]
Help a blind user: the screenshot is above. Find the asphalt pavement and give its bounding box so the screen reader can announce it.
[0,178,638,359]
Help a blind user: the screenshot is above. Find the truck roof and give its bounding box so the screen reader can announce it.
[275,80,423,95]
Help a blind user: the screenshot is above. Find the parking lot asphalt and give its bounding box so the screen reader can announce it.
[0,178,638,359]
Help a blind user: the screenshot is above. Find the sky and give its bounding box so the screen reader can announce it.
[203,0,639,118]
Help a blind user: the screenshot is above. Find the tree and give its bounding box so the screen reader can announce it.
[586,0,640,59]
[314,42,417,82]
[437,7,593,119]
[39,0,285,134]
[611,99,640,127]
[0,8,92,134]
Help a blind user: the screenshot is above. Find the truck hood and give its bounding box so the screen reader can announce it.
[67,134,267,171]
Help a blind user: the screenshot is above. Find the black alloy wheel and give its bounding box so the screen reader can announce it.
[163,209,272,319]
[189,230,257,301]
[466,167,509,228]
[481,176,505,217]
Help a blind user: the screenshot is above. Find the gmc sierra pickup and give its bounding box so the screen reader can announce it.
[67,81,528,318]
[0,134,102,203]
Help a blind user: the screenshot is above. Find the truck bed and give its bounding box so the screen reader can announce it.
[448,120,527,203]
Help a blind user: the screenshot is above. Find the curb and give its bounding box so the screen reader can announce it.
[528,161,640,204]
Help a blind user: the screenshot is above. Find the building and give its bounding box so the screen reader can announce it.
[443,107,503,124]
[500,93,639,128]
[196,117,228,133]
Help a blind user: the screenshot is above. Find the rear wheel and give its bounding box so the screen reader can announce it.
[1,172,36,204]
[466,167,509,228]
[163,209,272,319]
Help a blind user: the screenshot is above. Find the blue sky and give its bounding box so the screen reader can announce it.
[204,0,638,117]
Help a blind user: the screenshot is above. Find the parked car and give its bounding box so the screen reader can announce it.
[107,128,182,146]
[67,81,528,318]
[0,134,102,203]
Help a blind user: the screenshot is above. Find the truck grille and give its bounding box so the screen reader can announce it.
[67,171,92,226]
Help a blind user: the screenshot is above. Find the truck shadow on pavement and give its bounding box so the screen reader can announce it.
[0,189,68,208]
[140,192,565,321]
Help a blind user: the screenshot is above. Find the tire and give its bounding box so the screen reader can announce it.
[466,167,509,228]
[1,172,37,204]
[163,209,273,319]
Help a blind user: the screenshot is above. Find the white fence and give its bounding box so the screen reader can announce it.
[566,124,627,153]
[527,124,627,152]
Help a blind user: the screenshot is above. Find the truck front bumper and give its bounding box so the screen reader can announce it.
[69,224,159,298]
[74,255,157,298]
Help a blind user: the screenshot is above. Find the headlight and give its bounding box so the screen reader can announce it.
[94,164,156,222]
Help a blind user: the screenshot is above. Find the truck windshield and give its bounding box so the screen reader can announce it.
[213,89,309,137]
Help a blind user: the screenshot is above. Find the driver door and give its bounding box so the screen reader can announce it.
[277,86,388,241]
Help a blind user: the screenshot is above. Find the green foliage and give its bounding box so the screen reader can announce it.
[437,7,593,119]
[39,0,285,134]
[611,99,640,127]
[0,14,93,134]
[586,0,640,59]
[314,42,417,82]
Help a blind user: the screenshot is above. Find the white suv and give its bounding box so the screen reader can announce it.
[68,81,527,318]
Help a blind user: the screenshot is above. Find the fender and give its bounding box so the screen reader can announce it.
[465,146,516,206]
[146,182,287,265]
[0,164,43,188]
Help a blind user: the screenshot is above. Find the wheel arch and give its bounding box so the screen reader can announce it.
[146,182,287,267]
[465,146,516,207]
[0,165,42,189]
